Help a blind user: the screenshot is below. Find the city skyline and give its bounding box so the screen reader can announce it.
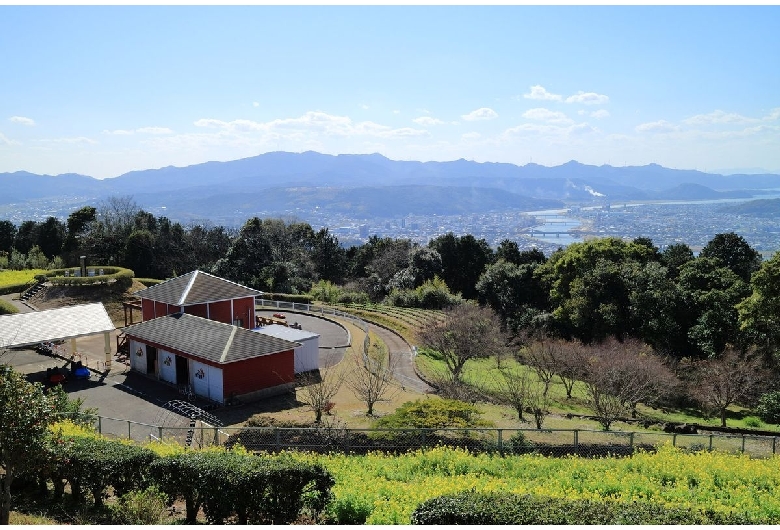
[1,5,779,179]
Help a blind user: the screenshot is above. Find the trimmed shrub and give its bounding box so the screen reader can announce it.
[410,492,755,525]
[45,267,134,289]
[134,278,164,287]
[60,436,157,508]
[259,293,314,304]
[149,450,333,525]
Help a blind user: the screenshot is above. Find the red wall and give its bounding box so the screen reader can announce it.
[141,299,156,321]
[140,295,255,328]
[222,350,294,396]
[208,300,232,325]
[185,303,208,319]
[231,297,255,329]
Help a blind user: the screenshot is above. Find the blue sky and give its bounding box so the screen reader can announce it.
[1,5,778,179]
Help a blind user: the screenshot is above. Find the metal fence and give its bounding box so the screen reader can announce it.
[66,415,780,458]
[256,299,369,336]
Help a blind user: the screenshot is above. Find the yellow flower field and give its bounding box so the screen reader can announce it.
[291,444,780,524]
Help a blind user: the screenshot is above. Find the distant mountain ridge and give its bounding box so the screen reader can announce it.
[3,152,780,221]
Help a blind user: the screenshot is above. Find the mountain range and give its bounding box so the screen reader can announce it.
[3,152,780,222]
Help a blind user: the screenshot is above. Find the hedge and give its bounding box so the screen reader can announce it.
[149,450,333,524]
[134,278,164,287]
[44,267,134,289]
[259,293,314,304]
[410,492,755,525]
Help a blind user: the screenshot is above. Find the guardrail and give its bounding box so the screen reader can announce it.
[256,299,370,352]
[58,414,780,458]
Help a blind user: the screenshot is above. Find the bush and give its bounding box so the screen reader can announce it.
[374,398,492,430]
[150,450,333,525]
[308,280,343,304]
[756,391,780,424]
[60,436,157,508]
[337,290,370,305]
[410,492,755,525]
[259,293,314,304]
[385,277,461,310]
[110,486,168,525]
[135,278,164,287]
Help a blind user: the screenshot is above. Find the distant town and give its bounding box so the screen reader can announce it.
[2,194,779,258]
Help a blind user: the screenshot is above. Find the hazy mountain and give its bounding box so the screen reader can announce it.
[717,198,780,218]
[3,152,780,221]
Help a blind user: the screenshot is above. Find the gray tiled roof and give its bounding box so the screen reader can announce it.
[123,313,298,364]
[136,270,263,305]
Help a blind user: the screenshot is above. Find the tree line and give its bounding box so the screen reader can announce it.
[3,197,779,361]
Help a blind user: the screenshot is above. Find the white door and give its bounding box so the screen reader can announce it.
[159,350,176,383]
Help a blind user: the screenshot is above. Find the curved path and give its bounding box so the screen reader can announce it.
[369,324,434,394]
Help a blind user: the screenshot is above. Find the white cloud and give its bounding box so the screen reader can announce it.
[461,132,481,140]
[9,116,35,126]
[253,102,260,107]
[565,91,609,105]
[0,132,15,145]
[522,108,573,124]
[683,110,754,126]
[102,127,173,135]
[503,122,597,139]
[192,111,428,140]
[461,108,498,121]
[589,109,610,119]
[766,108,780,121]
[39,136,98,145]
[359,104,369,110]
[393,110,400,114]
[635,120,680,133]
[523,85,562,101]
[136,127,173,135]
[412,116,446,126]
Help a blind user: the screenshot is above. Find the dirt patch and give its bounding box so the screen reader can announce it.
[28,280,146,327]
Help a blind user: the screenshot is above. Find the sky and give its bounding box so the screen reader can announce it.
[1,5,779,179]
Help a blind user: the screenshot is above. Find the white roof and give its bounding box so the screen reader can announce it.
[0,303,115,348]
[253,324,319,343]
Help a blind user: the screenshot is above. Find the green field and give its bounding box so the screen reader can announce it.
[0,269,47,289]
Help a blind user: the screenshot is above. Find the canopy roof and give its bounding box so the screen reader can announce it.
[0,303,115,349]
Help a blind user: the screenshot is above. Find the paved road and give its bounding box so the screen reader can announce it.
[369,324,433,394]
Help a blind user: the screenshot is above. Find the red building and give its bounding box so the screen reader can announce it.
[122,271,298,403]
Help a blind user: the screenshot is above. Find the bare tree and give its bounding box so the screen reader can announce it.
[346,341,400,416]
[527,382,552,430]
[416,303,509,385]
[556,341,590,399]
[690,347,769,427]
[520,339,563,396]
[497,366,533,422]
[296,354,345,423]
[583,338,677,430]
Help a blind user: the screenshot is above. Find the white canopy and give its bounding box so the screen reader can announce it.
[0,303,115,349]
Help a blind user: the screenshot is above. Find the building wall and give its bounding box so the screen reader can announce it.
[141,299,155,321]
[185,303,208,319]
[207,300,232,325]
[294,337,320,373]
[221,350,294,398]
[230,296,255,328]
